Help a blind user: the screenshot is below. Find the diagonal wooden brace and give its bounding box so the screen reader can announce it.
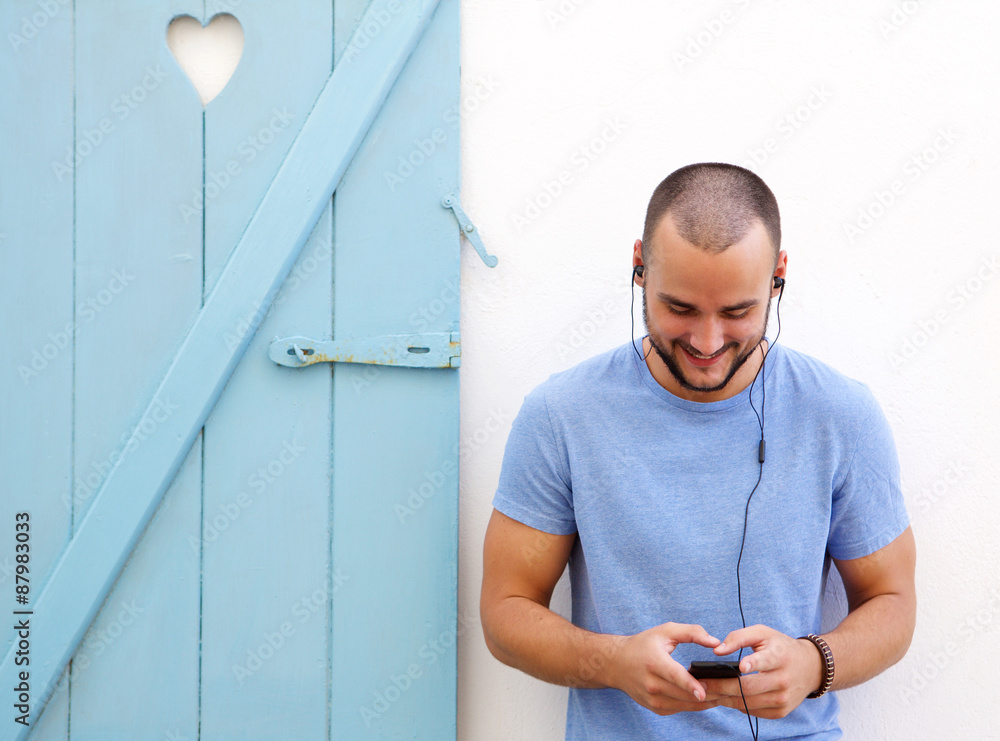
[0,1,442,736]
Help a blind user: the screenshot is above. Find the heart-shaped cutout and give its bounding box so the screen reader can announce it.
[167,13,244,106]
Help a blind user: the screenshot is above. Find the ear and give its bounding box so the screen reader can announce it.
[771,249,788,298]
[633,238,644,286]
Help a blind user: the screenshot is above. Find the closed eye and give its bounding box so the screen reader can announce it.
[667,305,752,320]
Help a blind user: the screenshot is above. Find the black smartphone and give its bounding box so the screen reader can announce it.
[688,660,742,679]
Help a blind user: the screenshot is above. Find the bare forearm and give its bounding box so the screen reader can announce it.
[822,592,916,691]
[483,596,626,689]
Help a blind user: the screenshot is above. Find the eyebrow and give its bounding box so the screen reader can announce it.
[656,292,761,313]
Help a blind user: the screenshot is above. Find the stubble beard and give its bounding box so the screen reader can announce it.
[641,288,770,394]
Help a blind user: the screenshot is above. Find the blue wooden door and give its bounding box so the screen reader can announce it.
[0,1,467,738]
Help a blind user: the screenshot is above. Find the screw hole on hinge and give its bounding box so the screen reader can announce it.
[408,347,431,354]
[287,347,314,356]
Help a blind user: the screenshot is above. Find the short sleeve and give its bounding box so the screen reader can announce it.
[828,388,910,560]
[492,385,577,535]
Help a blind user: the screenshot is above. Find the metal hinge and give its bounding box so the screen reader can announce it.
[268,331,461,369]
[442,194,498,268]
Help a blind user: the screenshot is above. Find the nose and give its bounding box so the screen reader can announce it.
[688,316,725,356]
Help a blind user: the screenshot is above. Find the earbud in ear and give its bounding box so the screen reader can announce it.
[773,276,785,289]
[634,265,644,278]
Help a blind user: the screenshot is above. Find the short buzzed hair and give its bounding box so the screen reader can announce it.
[641,163,781,268]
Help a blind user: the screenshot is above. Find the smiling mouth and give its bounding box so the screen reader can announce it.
[678,344,728,367]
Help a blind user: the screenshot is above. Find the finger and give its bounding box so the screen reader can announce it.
[652,681,718,704]
[719,687,791,713]
[660,698,723,714]
[646,697,723,715]
[686,680,732,702]
[716,695,750,714]
[726,673,770,697]
[647,655,712,702]
[738,643,786,674]
[660,622,721,649]
[699,690,729,702]
[699,677,747,698]
[734,633,804,675]
[714,624,772,656]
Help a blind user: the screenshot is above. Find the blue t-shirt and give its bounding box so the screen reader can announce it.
[492,338,910,740]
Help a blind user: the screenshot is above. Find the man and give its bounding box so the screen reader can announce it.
[480,163,916,739]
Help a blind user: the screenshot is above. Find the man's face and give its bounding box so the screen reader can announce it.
[637,214,782,402]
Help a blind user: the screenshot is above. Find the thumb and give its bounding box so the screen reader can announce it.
[661,622,721,649]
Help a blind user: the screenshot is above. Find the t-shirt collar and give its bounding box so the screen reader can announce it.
[629,336,781,412]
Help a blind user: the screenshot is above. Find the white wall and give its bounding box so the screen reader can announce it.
[170,2,1000,738]
[458,1,1000,739]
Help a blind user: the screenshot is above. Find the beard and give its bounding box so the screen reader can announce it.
[641,289,771,394]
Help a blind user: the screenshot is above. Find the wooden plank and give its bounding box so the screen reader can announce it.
[0,1,75,738]
[66,2,203,737]
[330,0,460,737]
[0,2,442,736]
[198,2,332,738]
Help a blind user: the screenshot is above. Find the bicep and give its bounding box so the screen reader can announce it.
[481,508,576,609]
[832,525,916,611]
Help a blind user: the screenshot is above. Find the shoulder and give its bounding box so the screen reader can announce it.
[522,342,632,408]
[771,344,886,429]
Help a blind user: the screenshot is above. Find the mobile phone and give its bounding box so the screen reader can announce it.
[688,660,742,679]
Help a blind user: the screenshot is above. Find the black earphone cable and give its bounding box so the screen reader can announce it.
[631,265,653,362]
[735,277,784,741]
